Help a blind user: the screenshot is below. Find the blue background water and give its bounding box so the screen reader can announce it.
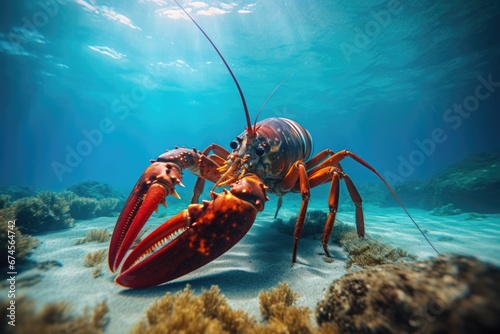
[1,0,499,193]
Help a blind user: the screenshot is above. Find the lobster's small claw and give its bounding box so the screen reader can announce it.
[108,161,182,272]
[114,174,267,288]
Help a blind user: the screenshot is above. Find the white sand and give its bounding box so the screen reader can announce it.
[8,194,500,332]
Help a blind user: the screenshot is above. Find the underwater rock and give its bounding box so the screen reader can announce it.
[67,181,124,216]
[464,212,487,220]
[67,180,125,201]
[425,152,500,212]
[0,185,38,202]
[383,152,500,213]
[429,203,462,216]
[381,180,428,209]
[330,221,416,270]
[343,237,416,270]
[316,254,500,333]
[273,209,328,237]
[5,192,74,234]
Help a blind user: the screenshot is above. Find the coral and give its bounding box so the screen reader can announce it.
[74,228,110,245]
[316,254,500,333]
[429,203,462,216]
[69,197,100,220]
[1,296,108,334]
[5,192,74,234]
[273,209,328,237]
[84,249,107,267]
[0,211,39,267]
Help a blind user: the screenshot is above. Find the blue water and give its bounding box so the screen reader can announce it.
[1,0,499,192]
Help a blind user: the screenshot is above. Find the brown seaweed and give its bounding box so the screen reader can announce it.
[132,283,320,334]
[1,296,108,334]
[84,249,107,267]
[74,228,110,245]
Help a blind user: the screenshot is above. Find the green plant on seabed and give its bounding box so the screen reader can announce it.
[5,192,74,234]
[0,211,38,267]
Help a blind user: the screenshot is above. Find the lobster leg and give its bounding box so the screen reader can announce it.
[191,144,230,204]
[275,161,312,263]
[322,170,340,258]
[343,174,365,237]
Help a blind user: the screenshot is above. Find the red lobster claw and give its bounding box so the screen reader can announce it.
[108,161,183,273]
[109,172,267,288]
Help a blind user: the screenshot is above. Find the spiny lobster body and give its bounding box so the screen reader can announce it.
[107,2,438,288]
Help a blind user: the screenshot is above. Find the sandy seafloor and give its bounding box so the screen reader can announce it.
[6,194,500,333]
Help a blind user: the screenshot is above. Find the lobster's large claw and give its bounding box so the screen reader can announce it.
[108,161,183,272]
[114,174,267,288]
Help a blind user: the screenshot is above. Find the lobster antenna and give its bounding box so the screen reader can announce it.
[349,154,440,255]
[173,0,253,134]
[253,73,294,132]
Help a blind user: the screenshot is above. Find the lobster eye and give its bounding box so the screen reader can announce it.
[230,140,238,149]
[255,145,265,156]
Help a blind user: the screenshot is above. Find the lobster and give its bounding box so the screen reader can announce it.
[108,2,438,288]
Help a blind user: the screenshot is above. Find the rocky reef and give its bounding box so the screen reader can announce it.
[383,152,500,213]
[67,180,125,202]
[316,254,500,333]
[0,185,38,202]
[0,181,124,234]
